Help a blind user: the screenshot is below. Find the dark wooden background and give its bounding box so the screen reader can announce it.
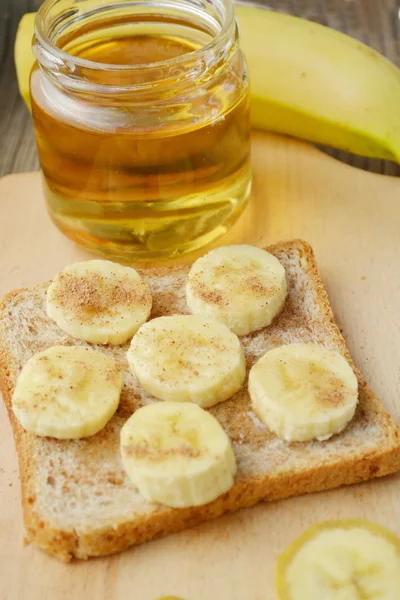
[1,0,400,177]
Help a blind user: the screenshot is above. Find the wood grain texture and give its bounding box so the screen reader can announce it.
[1,0,400,176]
[0,132,400,599]
[0,0,41,176]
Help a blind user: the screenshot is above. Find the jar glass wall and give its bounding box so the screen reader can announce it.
[31,0,251,261]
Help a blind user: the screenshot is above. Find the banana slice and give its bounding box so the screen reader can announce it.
[186,245,287,336]
[127,315,246,408]
[46,260,152,345]
[12,345,122,439]
[120,401,236,508]
[276,519,400,600]
[248,343,358,442]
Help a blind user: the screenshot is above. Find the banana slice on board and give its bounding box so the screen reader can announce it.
[127,315,246,408]
[12,346,122,439]
[46,260,152,345]
[186,245,287,336]
[276,520,400,600]
[248,343,358,442]
[120,402,236,508]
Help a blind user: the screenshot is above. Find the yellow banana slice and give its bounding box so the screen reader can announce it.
[12,346,122,439]
[127,315,246,408]
[186,245,287,336]
[248,343,358,442]
[276,520,400,600]
[46,260,152,345]
[120,401,236,508]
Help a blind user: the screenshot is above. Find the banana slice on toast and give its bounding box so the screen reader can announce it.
[127,315,246,408]
[46,260,152,345]
[186,245,287,336]
[120,402,236,508]
[12,345,122,439]
[249,343,358,442]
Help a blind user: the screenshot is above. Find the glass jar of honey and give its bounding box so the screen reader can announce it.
[31,0,251,262]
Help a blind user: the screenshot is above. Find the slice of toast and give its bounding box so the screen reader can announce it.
[1,240,399,562]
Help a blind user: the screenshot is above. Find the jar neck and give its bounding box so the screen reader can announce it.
[33,0,238,98]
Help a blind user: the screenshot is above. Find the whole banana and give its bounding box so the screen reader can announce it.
[235,4,400,162]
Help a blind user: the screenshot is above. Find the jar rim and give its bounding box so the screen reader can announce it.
[34,0,236,73]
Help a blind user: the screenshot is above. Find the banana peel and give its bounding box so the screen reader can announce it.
[14,6,400,162]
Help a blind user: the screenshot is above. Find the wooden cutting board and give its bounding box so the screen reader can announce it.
[1,131,400,600]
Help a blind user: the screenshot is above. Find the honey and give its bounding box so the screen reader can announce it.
[31,1,251,261]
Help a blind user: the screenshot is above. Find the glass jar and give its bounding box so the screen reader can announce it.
[31,0,251,262]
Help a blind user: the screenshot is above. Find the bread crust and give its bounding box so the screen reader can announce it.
[1,240,400,562]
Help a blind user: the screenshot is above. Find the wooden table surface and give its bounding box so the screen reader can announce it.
[1,0,400,177]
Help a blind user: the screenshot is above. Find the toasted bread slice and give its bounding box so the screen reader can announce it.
[1,240,399,562]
